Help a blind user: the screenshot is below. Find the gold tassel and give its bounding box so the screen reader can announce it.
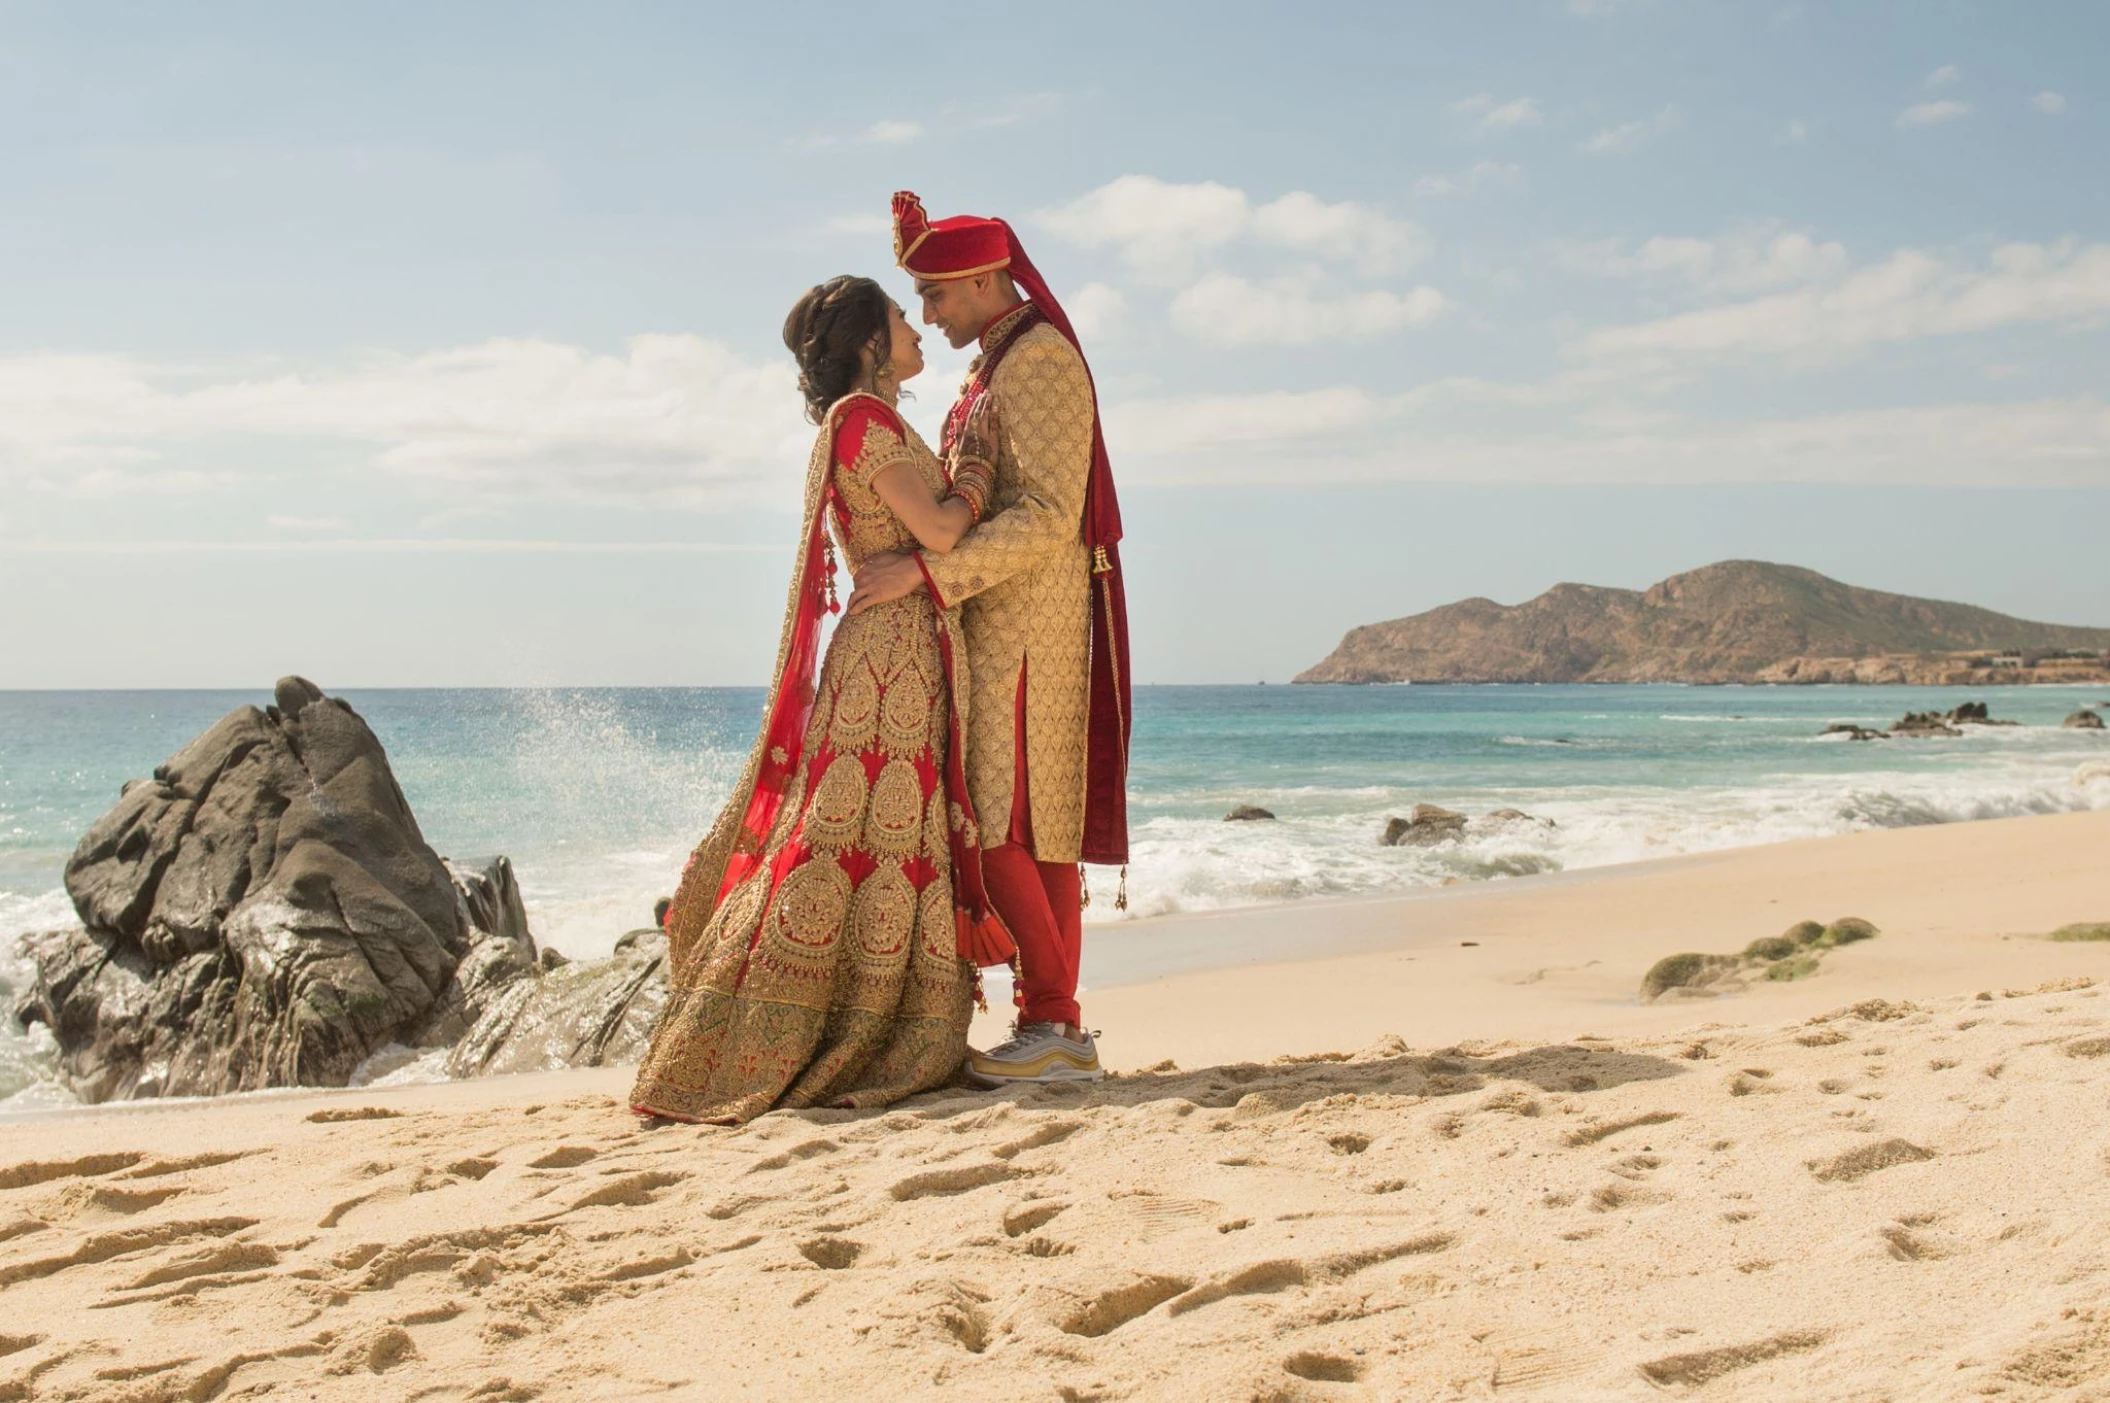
[1115,865,1128,911]
[1079,865,1091,910]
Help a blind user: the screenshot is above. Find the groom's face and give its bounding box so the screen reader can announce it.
[916,276,993,350]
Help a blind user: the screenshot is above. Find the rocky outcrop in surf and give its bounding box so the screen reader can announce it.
[11,678,548,1102]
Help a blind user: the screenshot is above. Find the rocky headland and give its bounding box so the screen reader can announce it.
[10,678,665,1103]
[1296,560,2110,685]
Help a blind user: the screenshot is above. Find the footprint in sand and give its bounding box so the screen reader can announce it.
[1057,1274,1195,1337]
[1808,1139,1936,1183]
[889,1162,1029,1202]
[527,1146,599,1170]
[1003,1201,1069,1237]
[1563,1111,1679,1148]
[0,1216,259,1289]
[797,1237,863,1269]
[1283,1350,1364,1383]
[0,1152,148,1191]
[1639,1329,1829,1387]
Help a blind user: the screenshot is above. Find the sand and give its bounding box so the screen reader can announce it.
[2,808,2107,1401]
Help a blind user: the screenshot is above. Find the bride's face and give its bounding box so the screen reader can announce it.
[884,301,924,384]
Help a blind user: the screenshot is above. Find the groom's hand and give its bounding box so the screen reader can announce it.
[845,551,927,617]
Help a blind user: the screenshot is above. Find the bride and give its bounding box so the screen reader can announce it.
[629,275,1012,1124]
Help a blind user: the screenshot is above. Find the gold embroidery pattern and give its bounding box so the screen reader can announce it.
[866,759,926,859]
[765,860,852,963]
[849,417,915,481]
[805,750,871,852]
[827,664,881,754]
[921,325,1096,862]
[765,767,808,849]
[914,878,956,973]
[923,786,950,865]
[626,393,975,1125]
[850,865,916,972]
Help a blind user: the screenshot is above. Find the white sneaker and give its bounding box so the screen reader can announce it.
[967,1022,1103,1086]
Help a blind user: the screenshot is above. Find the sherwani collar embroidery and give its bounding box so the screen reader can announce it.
[977,301,1037,355]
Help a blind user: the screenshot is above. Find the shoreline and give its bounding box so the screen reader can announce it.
[8,808,2105,1122]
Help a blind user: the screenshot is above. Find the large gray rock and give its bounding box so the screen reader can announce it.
[440,928,668,1080]
[13,678,539,1101]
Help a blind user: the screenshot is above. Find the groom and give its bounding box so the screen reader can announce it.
[845,191,1132,1086]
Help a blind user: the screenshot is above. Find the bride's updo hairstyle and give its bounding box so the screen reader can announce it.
[783,275,892,425]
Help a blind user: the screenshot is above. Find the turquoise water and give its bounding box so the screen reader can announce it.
[5,683,2108,1103]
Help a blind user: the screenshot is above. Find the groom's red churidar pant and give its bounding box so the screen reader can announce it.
[981,669,1082,1029]
[982,845,1081,1028]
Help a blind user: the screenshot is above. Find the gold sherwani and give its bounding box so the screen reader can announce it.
[923,310,1096,865]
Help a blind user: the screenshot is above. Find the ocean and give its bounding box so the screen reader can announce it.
[5,683,2108,1107]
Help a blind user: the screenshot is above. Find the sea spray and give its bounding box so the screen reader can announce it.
[0,889,75,1109]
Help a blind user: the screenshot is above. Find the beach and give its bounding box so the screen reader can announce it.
[4,808,2106,1401]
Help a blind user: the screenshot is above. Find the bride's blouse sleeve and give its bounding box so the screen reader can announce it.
[832,401,914,480]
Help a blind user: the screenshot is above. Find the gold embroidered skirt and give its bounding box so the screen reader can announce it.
[628,595,976,1123]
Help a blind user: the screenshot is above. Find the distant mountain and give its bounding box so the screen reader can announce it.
[1294,561,2110,685]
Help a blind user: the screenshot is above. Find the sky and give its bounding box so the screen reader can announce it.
[2,0,2106,687]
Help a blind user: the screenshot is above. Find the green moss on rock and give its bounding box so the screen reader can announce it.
[1765,954,1821,982]
[1743,935,1799,962]
[2048,922,2110,943]
[1783,920,1828,947]
[1819,917,1879,947]
[1641,952,1738,1002]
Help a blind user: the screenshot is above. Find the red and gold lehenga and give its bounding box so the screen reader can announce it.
[628,392,1012,1124]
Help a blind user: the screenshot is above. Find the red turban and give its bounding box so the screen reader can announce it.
[892,193,1012,281]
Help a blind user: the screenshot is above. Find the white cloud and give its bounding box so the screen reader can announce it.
[1779,119,1812,144]
[1250,191,1426,272]
[1555,224,1848,294]
[266,514,347,531]
[1897,99,1971,128]
[861,119,923,145]
[1065,282,1128,339]
[1482,97,1543,130]
[1924,64,1961,88]
[1170,275,1445,347]
[1451,94,1541,130]
[1036,175,1248,277]
[1413,161,1521,197]
[2033,91,2069,115]
[1109,388,1383,459]
[0,337,809,506]
[1581,239,2110,360]
[1110,386,2110,488]
[1037,176,1424,278]
[1581,105,1679,154]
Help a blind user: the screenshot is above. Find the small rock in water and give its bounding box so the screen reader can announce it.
[1380,804,1469,847]
[1821,724,1888,742]
[1481,807,1555,827]
[2063,709,2106,730]
[1890,711,1962,738]
[1224,805,1277,821]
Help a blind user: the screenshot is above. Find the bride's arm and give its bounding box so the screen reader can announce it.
[868,462,981,555]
